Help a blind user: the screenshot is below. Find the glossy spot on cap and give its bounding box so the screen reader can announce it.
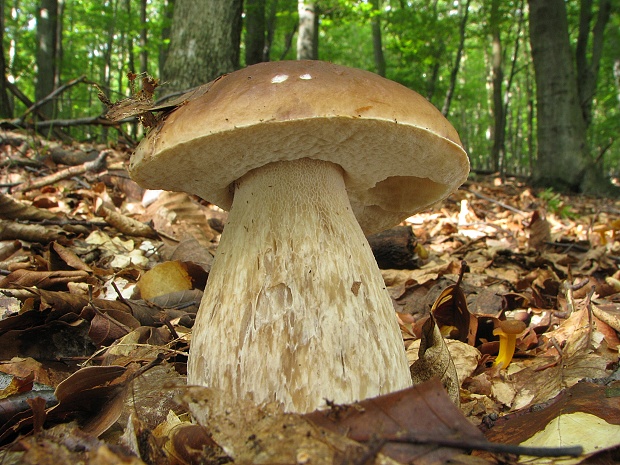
[271,74,289,84]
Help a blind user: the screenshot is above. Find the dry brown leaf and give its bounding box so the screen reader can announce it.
[144,191,220,248]
[528,210,551,250]
[0,219,68,243]
[431,263,477,345]
[49,241,93,272]
[409,315,461,405]
[305,379,487,464]
[98,204,159,239]
[0,192,61,221]
[0,268,91,290]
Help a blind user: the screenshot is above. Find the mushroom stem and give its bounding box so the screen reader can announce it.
[492,320,526,369]
[187,158,412,412]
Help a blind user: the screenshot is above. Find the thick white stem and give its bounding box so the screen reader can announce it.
[187,158,411,412]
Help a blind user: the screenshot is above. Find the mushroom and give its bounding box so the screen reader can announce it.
[493,319,527,369]
[129,60,469,412]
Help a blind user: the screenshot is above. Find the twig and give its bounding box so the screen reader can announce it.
[353,432,583,458]
[463,188,528,216]
[11,150,109,193]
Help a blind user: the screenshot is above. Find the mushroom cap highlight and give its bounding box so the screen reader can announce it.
[130,60,470,234]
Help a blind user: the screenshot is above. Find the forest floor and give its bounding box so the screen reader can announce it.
[0,133,619,465]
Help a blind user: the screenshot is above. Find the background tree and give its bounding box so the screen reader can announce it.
[245,0,267,65]
[35,0,59,117]
[0,0,13,117]
[528,0,614,193]
[0,0,617,188]
[162,0,243,93]
[441,0,470,117]
[370,0,386,77]
[297,0,317,60]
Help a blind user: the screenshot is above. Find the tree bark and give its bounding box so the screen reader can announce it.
[370,0,386,77]
[576,0,611,127]
[0,0,13,118]
[245,0,266,65]
[35,0,59,117]
[489,0,504,174]
[163,0,242,93]
[297,1,318,60]
[159,0,174,78]
[139,0,148,74]
[264,0,279,61]
[528,0,587,191]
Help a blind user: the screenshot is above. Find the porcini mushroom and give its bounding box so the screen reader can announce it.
[493,319,527,369]
[129,60,469,412]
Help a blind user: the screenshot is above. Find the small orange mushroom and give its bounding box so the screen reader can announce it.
[493,319,527,369]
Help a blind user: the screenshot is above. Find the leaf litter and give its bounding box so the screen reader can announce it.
[0,135,619,464]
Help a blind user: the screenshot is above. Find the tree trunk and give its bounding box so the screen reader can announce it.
[35,0,58,117]
[163,0,242,93]
[489,0,504,174]
[575,0,611,127]
[528,0,587,191]
[0,0,13,118]
[245,0,266,66]
[370,0,386,77]
[264,0,279,61]
[159,0,174,78]
[441,0,470,117]
[297,1,317,60]
[139,0,148,74]
[614,57,620,111]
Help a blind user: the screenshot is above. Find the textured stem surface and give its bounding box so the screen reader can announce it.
[187,158,411,412]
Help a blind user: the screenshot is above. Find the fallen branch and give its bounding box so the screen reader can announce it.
[11,150,110,193]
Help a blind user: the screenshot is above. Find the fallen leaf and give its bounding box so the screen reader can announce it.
[409,315,461,405]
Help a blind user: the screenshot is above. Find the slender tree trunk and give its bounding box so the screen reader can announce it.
[35,0,58,117]
[425,0,442,101]
[370,0,386,77]
[0,0,13,117]
[54,0,63,89]
[489,0,503,173]
[614,57,620,111]
[528,0,587,191]
[575,0,611,126]
[139,0,148,74]
[297,1,317,60]
[163,0,242,93]
[264,0,279,61]
[245,0,266,65]
[441,0,470,117]
[159,0,174,78]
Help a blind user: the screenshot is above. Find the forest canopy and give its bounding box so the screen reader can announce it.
[1,0,619,193]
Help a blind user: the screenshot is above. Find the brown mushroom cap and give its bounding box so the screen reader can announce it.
[130,60,469,234]
[496,319,527,335]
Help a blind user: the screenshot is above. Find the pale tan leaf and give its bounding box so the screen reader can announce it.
[137,261,193,301]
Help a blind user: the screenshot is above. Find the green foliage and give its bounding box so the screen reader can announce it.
[1,0,617,179]
[537,188,578,219]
